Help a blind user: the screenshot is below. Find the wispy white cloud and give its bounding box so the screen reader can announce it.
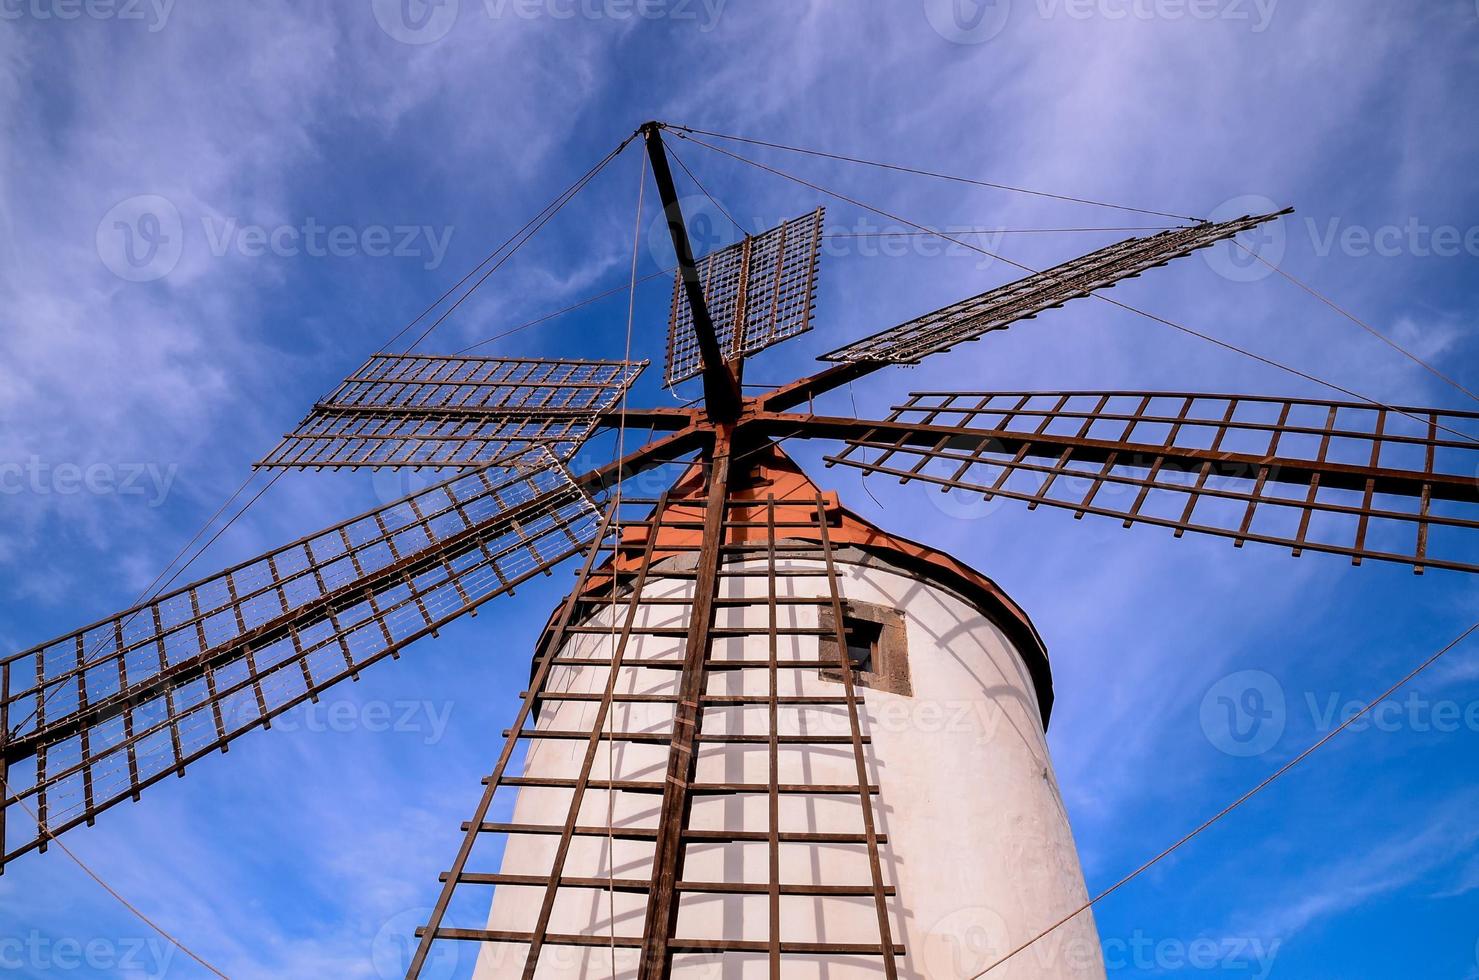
[1227,790,1479,940]
[4,1,1478,976]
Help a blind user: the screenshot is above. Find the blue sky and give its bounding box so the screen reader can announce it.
[2,1,1478,977]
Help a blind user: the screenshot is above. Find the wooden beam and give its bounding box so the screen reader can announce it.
[638,425,733,978]
[642,122,743,422]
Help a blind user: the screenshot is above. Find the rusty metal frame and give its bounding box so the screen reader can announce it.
[664,208,826,389]
[256,354,646,470]
[812,493,899,980]
[0,450,600,869]
[820,210,1290,364]
[638,426,733,976]
[818,391,1479,574]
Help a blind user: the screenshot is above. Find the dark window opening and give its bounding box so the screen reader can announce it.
[843,618,882,675]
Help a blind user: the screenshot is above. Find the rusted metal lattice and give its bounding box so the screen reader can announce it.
[256,355,646,470]
[819,210,1289,364]
[412,468,901,977]
[823,390,1479,573]
[665,208,825,389]
[0,449,599,869]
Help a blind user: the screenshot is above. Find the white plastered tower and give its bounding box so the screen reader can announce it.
[473,446,1104,979]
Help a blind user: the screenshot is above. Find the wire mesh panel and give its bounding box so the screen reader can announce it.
[411,485,902,978]
[0,448,601,868]
[665,208,825,388]
[820,209,1290,364]
[256,355,646,470]
[824,390,1479,574]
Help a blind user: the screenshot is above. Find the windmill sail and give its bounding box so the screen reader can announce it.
[0,449,599,869]
[256,355,646,470]
[665,208,825,388]
[822,389,1479,573]
[819,209,1289,364]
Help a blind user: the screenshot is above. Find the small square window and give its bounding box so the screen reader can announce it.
[819,600,911,697]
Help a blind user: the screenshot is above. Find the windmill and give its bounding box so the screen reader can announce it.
[5,120,1477,979]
